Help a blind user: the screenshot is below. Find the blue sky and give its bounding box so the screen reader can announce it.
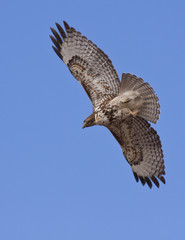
[1,0,185,239]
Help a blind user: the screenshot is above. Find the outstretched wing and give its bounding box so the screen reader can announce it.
[50,21,120,110]
[107,116,165,188]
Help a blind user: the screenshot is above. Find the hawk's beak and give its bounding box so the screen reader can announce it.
[82,122,86,129]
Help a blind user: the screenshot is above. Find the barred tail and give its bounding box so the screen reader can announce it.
[120,73,160,124]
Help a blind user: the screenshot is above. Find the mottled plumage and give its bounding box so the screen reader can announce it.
[50,21,165,188]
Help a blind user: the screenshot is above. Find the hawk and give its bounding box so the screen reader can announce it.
[50,21,165,188]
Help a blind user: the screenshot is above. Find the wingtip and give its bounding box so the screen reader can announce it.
[133,172,166,189]
[55,22,67,40]
[63,20,70,30]
[55,22,60,28]
[49,34,54,42]
[50,27,55,34]
[151,176,160,188]
[145,177,153,189]
[50,27,63,45]
[159,176,166,184]
[50,35,61,50]
[52,46,63,61]
[139,176,146,186]
[133,172,139,182]
[63,20,68,25]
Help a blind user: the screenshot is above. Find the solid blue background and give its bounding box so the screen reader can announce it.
[1,0,185,239]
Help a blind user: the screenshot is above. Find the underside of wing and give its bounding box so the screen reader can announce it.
[50,21,120,110]
[107,116,165,188]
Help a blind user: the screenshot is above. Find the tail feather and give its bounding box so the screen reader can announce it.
[120,74,144,94]
[120,73,160,123]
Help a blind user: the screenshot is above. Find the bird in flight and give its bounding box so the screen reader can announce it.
[50,21,165,188]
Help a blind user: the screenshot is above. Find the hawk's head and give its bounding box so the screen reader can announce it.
[82,113,96,129]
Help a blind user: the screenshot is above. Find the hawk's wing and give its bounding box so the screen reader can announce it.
[107,116,165,188]
[50,21,120,111]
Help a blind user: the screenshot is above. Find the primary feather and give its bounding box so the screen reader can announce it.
[50,21,120,110]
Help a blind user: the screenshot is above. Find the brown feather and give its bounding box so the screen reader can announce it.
[52,46,63,61]
[50,28,63,45]
[50,35,61,50]
[56,23,67,40]
[151,176,160,188]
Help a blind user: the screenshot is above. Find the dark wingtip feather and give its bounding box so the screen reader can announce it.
[159,176,166,184]
[151,176,160,188]
[133,172,139,182]
[145,177,153,189]
[56,23,67,40]
[50,27,63,45]
[133,172,165,189]
[52,46,63,61]
[50,35,61,50]
[139,176,146,186]
[63,21,70,31]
